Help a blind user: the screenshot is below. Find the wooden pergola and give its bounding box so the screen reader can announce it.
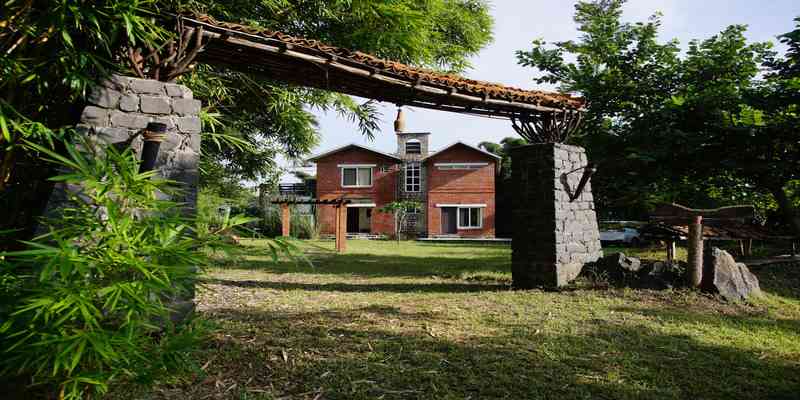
[271,197,352,252]
[162,13,585,144]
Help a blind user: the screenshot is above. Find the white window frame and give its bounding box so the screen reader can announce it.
[405,162,421,192]
[456,206,483,229]
[340,165,374,188]
[435,162,488,170]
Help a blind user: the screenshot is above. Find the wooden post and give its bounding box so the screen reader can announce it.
[687,215,703,288]
[335,205,347,253]
[281,203,291,237]
[666,240,676,264]
[745,239,753,257]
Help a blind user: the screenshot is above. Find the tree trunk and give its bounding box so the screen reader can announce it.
[774,186,800,236]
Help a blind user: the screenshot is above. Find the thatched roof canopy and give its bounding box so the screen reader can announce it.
[181,14,583,119]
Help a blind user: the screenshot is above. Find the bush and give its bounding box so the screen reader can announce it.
[0,139,245,399]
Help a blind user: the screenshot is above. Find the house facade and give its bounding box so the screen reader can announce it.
[309,112,498,238]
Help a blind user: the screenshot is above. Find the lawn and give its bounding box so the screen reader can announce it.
[125,239,800,399]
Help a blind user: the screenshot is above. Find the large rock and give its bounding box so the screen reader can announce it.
[597,252,642,275]
[702,247,761,302]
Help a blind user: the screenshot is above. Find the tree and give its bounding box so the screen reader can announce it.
[380,200,422,242]
[516,0,799,233]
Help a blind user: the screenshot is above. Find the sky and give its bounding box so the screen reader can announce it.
[281,0,798,182]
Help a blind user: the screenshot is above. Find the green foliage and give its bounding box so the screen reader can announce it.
[380,200,422,241]
[0,138,250,399]
[516,0,800,230]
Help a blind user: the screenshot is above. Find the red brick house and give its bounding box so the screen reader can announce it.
[308,113,499,238]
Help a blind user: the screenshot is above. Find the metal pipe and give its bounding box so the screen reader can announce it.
[139,122,168,173]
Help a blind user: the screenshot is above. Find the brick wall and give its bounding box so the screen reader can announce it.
[425,144,496,237]
[315,147,399,235]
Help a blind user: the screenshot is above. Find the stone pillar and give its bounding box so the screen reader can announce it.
[281,204,291,237]
[511,143,602,288]
[80,74,201,207]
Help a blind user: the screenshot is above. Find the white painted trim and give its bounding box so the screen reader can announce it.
[346,203,376,208]
[422,141,501,161]
[338,164,376,168]
[434,162,489,167]
[307,143,401,162]
[435,203,486,208]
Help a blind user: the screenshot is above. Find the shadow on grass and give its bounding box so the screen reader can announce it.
[144,305,800,400]
[749,262,800,302]
[219,245,513,280]
[202,277,511,294]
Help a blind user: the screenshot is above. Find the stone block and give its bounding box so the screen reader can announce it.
[130,78,165,95]
[100,75,130,91]
[110,111,149,129]
[119,94,139,112]
[176,116,201,133]
[88,87,121,108]
[94,127,130,144]
[140,95,171,114]
[165,84,193,99]
[81,106,109,127]
[171,98,202,116]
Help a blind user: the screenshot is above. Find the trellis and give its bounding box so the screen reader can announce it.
[271,197,352,252]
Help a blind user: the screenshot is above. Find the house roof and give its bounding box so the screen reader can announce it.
[306,143,401,163]
[422,141,502,161]
[181,13,585,118]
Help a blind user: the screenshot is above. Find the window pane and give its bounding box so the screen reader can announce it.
[459,208,469,226]
[343,168,356,186]
[470,208,481,227]
[357,168,372,186]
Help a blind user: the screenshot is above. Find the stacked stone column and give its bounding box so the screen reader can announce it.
[511,143,602,288]
[79,74,202,208]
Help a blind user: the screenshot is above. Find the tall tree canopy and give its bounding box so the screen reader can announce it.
[516,0,799,233]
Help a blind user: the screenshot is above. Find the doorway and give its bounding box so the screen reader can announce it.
[347,207,372,233]
[441,207,457,234]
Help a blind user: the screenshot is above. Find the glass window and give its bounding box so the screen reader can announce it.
[437,164,484,170]
[457,207,482,229]
[405,163,420,192]
[341,167,372,187]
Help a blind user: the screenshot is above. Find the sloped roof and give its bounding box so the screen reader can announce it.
[181,14,584,118]
[307,143,401,163]
[423,141,502,161]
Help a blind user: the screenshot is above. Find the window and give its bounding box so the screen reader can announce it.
[405,163,420,192]
[435,163,488,170]
[341,166,372,187]
[457,207,482,229]
[406,140,421,154]
[405,204,420,214]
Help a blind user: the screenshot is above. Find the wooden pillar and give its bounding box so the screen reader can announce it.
[280,203,291,237]
[666,240,676,264]
[687,215,703,288]
[335,205,347,253]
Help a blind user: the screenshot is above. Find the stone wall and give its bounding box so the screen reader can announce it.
[79,74,201,207]
[511,143,602,288]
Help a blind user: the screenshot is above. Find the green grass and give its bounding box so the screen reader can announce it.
[121,240,800,399]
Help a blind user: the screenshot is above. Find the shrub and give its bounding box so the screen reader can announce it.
[0,139,254,399]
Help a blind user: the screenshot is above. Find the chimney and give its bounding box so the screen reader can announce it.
[394,107,405,133]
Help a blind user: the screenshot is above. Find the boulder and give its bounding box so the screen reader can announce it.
[598,252,642,274]
[702,247,761,302]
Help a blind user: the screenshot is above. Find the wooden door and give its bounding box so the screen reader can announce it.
[441,207,457,234]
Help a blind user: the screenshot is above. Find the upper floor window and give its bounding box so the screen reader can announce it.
[435,162,488,170]
[405,163,420,192]
[341,165,373,187]
[405,139,421,154]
